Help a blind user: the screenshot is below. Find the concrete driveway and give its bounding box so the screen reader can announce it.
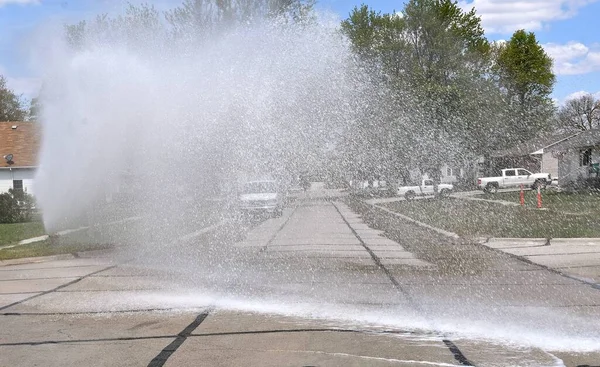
[1,190,600,366]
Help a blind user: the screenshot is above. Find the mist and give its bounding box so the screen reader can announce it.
[23,2,600,355]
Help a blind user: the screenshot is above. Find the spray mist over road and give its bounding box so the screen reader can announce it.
[27,4,600,355]
[35,16,372,232]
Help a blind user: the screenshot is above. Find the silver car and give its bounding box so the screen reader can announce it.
[238,180,283,217]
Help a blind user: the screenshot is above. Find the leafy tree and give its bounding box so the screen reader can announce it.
[341,5,401,62]
[28,97,41,121]
[496,30,554,105]
[341,1,496,193]
[494,30,555,139]
[0,75,27,121]
[66,1,315,50]
[401,0,489,87]
[557,93,600,131]
[341,2,557,193]
[65,4,164,51]
[164,0,314,43]
[0,189,36,223]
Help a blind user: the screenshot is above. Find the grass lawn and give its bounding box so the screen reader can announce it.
[0,221,46,245]
[0,239,112,261]
[382,197,600,238]
[481,190,600,214]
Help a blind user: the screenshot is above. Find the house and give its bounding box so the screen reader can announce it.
[484,131,583,181]
[546,129,600,186]
[0,122,41,195]
[405,163,470,187]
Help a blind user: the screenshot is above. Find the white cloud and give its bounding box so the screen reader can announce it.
[543,42,600,75]
[0,0,40,7]
[458,0,599,34]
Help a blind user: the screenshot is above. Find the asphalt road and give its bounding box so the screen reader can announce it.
[1,187,600,366]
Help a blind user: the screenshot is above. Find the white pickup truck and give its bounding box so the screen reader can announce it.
[397,179,454,200]
[477,168,551,193]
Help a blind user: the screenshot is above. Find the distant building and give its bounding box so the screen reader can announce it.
[484,131,583,181]
[546,129,600,186]
[0,122,41,195]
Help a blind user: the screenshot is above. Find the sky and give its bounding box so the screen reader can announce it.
[0,0,599,104]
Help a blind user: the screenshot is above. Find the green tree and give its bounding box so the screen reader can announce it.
[28,97,41,121]
[66,1,315,49]
[165,0,314,37]
[341,1,495,193]
[65,4,164,51]
[495,30,555,138]
[0,75,27,122]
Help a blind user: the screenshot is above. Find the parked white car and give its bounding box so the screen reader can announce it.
[477,168,551,193]
[239,180,283,216]
[397,179,454,200]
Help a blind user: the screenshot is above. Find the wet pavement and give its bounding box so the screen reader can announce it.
[1,189,600,366]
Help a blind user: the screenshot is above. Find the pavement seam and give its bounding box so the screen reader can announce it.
[0,328,421,348]
[1,308,185,316]
[147,310,211,367]
[0,276,103,282]
[332,201,475,367]
[0,335,177,347]
[260,204,300,253]
[0,264,117,312]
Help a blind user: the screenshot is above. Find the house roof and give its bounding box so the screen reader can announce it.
[0,122,41,168]
[547,129,600,152]
[489,131,582,158]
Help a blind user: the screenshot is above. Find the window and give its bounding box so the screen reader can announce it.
[517,169,531,176]
[580,148,592,167]
[504,170,516,177]
[423,180,433,186]
[12,180,23,194]
[243,181,277,194]
[446,167,454,177]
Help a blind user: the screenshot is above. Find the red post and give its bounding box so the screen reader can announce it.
[537,186,542,208]
[520,184,525,206]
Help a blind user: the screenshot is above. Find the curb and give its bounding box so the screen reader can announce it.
[0,253,76,266]
[0,220,228,267]
[3,216,145,249]
[368,202,460,239]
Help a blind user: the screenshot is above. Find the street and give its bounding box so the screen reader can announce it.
[1,188,600,366]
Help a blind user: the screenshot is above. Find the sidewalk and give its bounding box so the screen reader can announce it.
[481,237,600,285]
[363,199,600,287]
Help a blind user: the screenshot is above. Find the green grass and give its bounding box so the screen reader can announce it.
[383,197,600,238]
[0,239,112,261]
[481,190,600,214]
[0,221,46,245]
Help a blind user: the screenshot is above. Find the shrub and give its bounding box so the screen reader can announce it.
[0,189,36,223]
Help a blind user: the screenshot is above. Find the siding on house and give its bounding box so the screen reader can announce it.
[440,164,465,184]
[0,169,36,195]
[541,152,558,180]
[557,149,600,185]
[0,170,12,193]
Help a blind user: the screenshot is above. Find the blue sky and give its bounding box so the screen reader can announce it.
[1,0,599,103]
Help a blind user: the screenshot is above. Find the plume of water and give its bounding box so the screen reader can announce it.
[27,3,600,355]
[34,14,372,233]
